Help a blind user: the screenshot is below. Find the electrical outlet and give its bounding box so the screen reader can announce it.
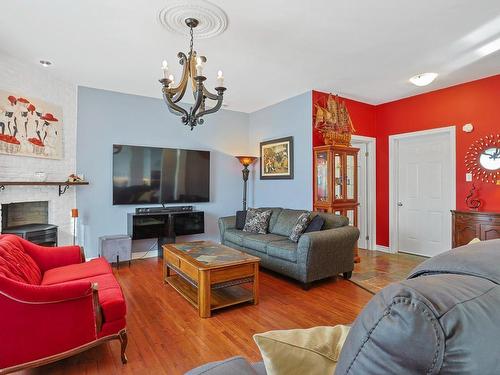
[466,173,473,182]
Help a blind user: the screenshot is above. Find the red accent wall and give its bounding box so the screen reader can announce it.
[313,74,500,247]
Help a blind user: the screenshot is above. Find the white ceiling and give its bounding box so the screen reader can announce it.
[1,0,500,113]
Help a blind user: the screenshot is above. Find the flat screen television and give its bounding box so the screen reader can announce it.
[112,144,210,205]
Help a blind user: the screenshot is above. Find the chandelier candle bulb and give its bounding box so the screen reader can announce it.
[196,57,204,77]
[161,60,169,79]
[168,74,175,88]
[217,70,224,87]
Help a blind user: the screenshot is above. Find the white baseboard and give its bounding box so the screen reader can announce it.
[132,250,159,260]
[375,245,392,253]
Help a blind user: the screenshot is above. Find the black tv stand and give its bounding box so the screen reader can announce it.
[127,210,204,258]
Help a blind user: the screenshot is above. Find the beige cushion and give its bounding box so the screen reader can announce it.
[253,325,350,375]
[468,237,481,244]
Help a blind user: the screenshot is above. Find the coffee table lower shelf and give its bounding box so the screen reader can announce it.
[166,274,255,311]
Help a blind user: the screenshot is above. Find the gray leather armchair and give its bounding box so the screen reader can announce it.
[186,239,500,375]
[336,239,500,374]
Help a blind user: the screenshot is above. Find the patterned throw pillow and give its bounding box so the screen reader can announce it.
[289,212,311,242]
[243,208,272,234]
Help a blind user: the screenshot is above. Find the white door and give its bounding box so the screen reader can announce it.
[396,132,452,256]
[353,142,368,249]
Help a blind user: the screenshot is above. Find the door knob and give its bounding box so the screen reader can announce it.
[397,202,403,207]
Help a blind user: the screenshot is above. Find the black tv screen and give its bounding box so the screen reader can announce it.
[112,144,210,205]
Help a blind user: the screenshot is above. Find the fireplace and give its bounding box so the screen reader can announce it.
[1,201,58,246]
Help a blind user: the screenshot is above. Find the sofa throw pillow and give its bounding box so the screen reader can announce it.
[243,208,272,234]
[289,212,311,242]
[304,215,325,233]
[235,210,247,230]
[254,325,351,375]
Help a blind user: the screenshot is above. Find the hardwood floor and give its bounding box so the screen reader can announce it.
[17,258,373,375]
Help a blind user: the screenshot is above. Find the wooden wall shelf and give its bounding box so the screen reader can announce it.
[0,181,89,196]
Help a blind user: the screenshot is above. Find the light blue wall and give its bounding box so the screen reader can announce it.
[76,87,313,256]
[76,87,249,257]
[248,92,313,209]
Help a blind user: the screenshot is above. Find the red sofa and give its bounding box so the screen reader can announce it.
[0,234,127,374]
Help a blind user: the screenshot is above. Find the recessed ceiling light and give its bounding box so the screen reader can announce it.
[39,60,52,67]
[409,72,438,86]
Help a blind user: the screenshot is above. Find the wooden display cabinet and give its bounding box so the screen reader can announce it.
[313,145,360,262]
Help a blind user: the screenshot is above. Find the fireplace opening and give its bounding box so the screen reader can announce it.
[1,201,58,246]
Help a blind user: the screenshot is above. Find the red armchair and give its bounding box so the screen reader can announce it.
[0,235,127,374]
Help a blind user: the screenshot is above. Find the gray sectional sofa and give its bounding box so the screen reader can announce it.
[187,239,500,375]
[218,208,359,289]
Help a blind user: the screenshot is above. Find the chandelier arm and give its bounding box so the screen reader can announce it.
[189,80,206,118]
[189,54,198,95]
[165,102,185,117]
[163,92,188,120]
[195,94,224,119]
[202,86,219,101]
[172,83,188,103]
[170,53,190,102]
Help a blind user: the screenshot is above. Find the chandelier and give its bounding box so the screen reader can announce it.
[159,18,226,130]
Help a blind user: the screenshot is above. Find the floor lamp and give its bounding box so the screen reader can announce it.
[235,156,258,211]
[71,208,79,246]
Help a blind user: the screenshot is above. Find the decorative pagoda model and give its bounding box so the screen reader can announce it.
[313,94,361,262]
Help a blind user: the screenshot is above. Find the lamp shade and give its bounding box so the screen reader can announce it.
[71,208,79,218]
[235,156,258,167]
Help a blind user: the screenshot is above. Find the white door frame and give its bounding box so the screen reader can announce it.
[352,135,377,251]
[388,126,456,253]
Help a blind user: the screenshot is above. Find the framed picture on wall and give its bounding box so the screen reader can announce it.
[260,136,294,180]
[0,89,63,159]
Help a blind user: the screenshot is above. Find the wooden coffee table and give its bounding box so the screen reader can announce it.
[163,241,260,318]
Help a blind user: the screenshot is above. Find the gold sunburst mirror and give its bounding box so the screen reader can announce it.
[465,134,500,183]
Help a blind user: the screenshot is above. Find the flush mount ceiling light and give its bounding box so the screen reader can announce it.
[409,72,438,86]
[39,60,52,67]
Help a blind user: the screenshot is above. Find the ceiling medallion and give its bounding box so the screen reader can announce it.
[158,0,228,39]
[159,17,226,130]
[464,134,500,183]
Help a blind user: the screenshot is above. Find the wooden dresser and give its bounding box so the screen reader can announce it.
[451,210,500,248]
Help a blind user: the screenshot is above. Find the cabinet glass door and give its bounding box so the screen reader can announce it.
[334,152,344,199]
[315,151,329,202]
[346,209,355,226]
[346,153,355,200]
